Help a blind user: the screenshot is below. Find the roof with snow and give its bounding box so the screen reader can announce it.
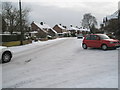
[79,28,90,32]
[32,22,47,33]
[30,31,38,34]
[67,26,90,32]
[57,24,66,30]
[33,22,57,34]
[103,11,118,21]
[68,26,80,31]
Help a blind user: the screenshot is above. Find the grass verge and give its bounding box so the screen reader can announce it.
[2,40,32,47]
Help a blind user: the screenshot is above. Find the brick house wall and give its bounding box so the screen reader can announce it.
[31,22,47,38]
[48,29,56,37]
[53,25,62,33]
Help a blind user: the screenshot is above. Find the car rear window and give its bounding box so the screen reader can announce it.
[86,35,91,40]
[98,34,110,39]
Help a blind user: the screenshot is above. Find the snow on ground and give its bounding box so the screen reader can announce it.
[0,50,1,89]
[2,37,118,88]
[9,38,66,53]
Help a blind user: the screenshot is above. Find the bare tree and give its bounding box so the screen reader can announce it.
[2,2,30,34]
[2,2,13,33]
[0,13,2,33]
[82,13,97,33]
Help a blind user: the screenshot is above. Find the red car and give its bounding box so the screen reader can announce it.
[82,34,120,50]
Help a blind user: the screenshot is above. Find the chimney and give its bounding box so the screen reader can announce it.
[63,26,67,29]
[40,22,43,25]
[32,21,34,24]
[70,25,72,27]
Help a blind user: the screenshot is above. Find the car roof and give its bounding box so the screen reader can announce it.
[87,34,105,36]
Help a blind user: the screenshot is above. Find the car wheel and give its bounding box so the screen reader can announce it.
[101,44,108,50]
[82,43,87,49]
[2,52,12,63]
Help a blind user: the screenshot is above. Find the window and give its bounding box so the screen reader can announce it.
[98,34,110,39]
[86,35,91,40]
[90,35,97,40]
[86,35,99,40]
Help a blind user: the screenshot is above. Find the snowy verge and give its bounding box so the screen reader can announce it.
[9,38,67,53]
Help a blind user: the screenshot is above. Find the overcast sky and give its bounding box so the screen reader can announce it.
[3,0,120,28]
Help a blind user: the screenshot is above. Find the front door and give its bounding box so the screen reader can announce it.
[90,35,101,48]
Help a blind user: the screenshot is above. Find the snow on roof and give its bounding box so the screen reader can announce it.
[67,26,90,31]
[41,23,57,33]
[47,28,57,34]
[104,11,118,20]
[68,26,80,31]
[42,24,57,34]
[30,31,38,34]
[33,22,47,33]
[41,24,51,29]
[0,33,11,35]
[79,28,90,32]
[34,22,57,34]
[34,22,43,30]
[57,24,66,30]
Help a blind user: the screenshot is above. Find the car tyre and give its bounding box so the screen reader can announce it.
[2,52,12,63]
[101,44,108,50]
[82,43,87,49]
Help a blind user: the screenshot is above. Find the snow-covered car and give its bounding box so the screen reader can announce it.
[0,46,13,63]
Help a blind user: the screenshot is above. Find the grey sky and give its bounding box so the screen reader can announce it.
[3,0,119,28]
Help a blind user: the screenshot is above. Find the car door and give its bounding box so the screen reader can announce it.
[84,35,91,47]
[0,46,6,60]
[90,35,101,48]
[0,48,2,60]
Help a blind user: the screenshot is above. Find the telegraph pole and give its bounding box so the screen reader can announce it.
[118,2,120,39]
[19,0,23,45]
[118,2,120,30]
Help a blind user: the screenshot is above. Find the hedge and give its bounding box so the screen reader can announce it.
[2,34,22,42]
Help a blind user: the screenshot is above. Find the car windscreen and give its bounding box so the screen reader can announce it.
[98,34,110,39]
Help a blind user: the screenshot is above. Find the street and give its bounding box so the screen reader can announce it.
[2,38,118,88]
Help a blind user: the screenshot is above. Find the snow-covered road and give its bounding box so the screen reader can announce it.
[2,37,118,88]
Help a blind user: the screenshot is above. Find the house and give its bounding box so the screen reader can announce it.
[67,25,90,37]
[79,27,90,32]
[39,22,57,38]
[53,24,69,37]
[103,11,118,34]
[103,11,118,26]
[79,28,90,35]
[31,21,47,39]
[68,25,90,36]
[68,25,78,37]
